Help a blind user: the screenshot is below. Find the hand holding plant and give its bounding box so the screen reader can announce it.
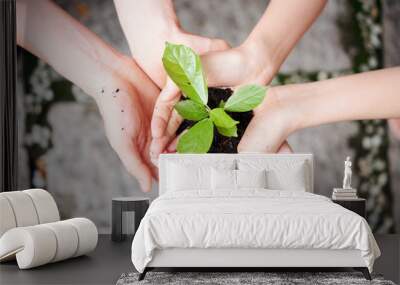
[114,0,229,88]
[152,43,268,154]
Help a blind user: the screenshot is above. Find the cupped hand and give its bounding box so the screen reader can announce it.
[115,0,229,88]
[238,87,295,153]
[150,41,292,159]
[95,56,159,192]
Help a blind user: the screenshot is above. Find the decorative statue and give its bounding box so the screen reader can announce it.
[343,156,352,189]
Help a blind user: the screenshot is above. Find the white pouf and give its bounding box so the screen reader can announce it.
[0,218,98,269]
[0,196,17,237]
[23,189,60,223]
[0,191,40,227]
[0,189,98,269]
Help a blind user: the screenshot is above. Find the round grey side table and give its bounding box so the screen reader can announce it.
[112,197,150,242]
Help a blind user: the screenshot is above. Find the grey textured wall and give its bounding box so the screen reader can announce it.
[17,0,400,233]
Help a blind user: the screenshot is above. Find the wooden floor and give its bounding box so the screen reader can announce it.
[0,234,398,285]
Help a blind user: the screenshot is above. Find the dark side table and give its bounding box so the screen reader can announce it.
[112,197,150,242]
[332,198,366,218]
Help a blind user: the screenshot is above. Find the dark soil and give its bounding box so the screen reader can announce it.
[176,87,253,153]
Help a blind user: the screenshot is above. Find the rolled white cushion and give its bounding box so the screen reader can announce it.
[43,221,79,262]
[0,226,57,269]
[64,218,98,257]
[0,218,98,269]
[23,189,60,223]
[0,196,16,237]
[0,191,39,227]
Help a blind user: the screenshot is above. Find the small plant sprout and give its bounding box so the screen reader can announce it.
[162,42,268,153]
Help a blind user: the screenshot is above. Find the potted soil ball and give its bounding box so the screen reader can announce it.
[163,43,268,153]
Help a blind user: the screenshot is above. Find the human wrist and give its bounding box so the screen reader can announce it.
[270,82,325,134]
[238,37,278,85]
[255,85,307,137]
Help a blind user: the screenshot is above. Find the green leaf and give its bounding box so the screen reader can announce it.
[224,84,267,112]
[209,108,239,128]
[162,42,208,105]
[217,125,238,137]
[218,100,225,108]
[174,100,209,121]
[177,118,214,153]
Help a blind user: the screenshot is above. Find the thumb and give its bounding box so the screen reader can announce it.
[119,145,153,193]
[237,116,287,154]
[151,79,181,139]
[201,48,243,87]
[181,33,230,54]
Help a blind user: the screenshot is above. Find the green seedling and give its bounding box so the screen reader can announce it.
[162,42,268,153]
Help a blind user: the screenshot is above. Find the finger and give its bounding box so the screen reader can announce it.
[119,144,153,193]
[201,49,242,87]
[150,136,171,165]
[237,117,285,154]
[166,130,187,153]
[166,109,183,137]
[182,33,230,54]
[151,79,181,139]
[208,37,230,52]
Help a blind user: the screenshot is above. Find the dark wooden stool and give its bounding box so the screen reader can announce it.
[112,197,150,242]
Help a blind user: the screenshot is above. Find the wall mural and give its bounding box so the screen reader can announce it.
[20,0,394,233]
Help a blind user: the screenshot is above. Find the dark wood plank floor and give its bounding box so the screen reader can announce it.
[0,234,398,285]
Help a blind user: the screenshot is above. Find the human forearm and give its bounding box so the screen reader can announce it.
[16,0,125,97]
[277,67,400,131]
[244,0,327,74]
[238,67,400,153]
[114,0,178,50]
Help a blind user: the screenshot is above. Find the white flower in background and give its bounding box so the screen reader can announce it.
[370,185,381,197]
[358,158,372,176]
[370,135,382,148]
[377,173,388,186]
[373,159,386,171]
[25,125,51,149]
[368,57,378,68]
[370,34,381,48]
[362,137,371,149]
[42,89,54,101]
[29,60,56,106]
[72,84,91,103]
[288,73,303,84]
[360,64,369,72]
[372,24,382,35]
[24,93,35,112]
[362,0,373,11]
[365,17,373,27]
[317,71,328,81]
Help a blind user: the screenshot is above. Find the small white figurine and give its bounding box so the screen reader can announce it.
[343,156,352,189]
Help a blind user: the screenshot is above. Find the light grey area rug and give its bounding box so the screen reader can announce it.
[116,272,396,285]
